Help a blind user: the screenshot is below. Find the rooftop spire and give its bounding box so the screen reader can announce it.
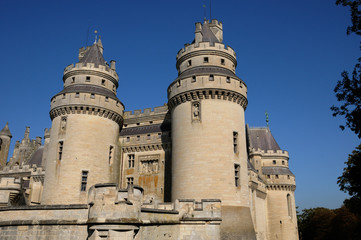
[0,122,12,138]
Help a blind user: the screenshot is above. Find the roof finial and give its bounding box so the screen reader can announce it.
[94,30,98,44]
[265,111,269,128]
[203,3,206,21]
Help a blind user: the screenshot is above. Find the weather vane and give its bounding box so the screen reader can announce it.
[203,0,212,21]
[265,111,269,128]
[94,30,98,44]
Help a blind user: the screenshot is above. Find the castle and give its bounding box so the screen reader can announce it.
[0,19,298,240]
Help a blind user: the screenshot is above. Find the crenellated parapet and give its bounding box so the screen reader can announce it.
[63,62,118,88]
[0,164,45,177]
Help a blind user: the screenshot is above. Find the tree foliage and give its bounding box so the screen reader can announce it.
[336,0,361,36]
[337,144,361,213]
[297,207,360,240]
[331,1,361,138]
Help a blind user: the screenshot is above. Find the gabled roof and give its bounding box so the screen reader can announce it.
[247,127,280,151]
[0,122,12,138]
[79,43,106,66]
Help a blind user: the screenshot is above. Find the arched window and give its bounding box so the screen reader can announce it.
[287,194,293,218]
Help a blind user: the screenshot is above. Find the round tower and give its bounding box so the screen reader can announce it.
[41,39,124,205]
[0,122,12,168]
[168,20,254,238]
[260,150,299,240]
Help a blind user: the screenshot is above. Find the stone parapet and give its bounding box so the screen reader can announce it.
[64,62,118,85]
[0,164,45,176]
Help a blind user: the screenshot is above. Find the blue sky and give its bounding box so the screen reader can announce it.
[0,0,359,210]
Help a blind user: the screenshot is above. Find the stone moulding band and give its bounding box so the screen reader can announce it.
[63,69,119,88]
[168,88,248,110]
[50,105,123,126]
[176,50,237,69]
[122,143,171,153]
[266,184,296,191]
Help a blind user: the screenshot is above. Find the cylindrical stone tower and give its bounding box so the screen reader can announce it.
[168,20,255,238]
[41,39,124,205]
[0,123,12,169]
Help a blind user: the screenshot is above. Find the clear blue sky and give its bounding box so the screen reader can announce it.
[0,0,359,210]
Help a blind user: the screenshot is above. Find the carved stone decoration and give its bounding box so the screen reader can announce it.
[139,154,160,175]
[59,116,67,135]
[192,101,201,122]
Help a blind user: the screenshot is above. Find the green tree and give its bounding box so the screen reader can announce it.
[333,1,361,218]
[337,144,361,214]
[331,0,361,138]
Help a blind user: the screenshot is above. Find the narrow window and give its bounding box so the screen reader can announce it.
[287,175,290,179]
[275,174,279,179]
[226,76,231,83]
[209,75,214,81]
[128,154,135,168]
[62,93,66,99]
[149,121,153,124]
[101,79,106,85]
[192,75,196,82]
[287,194,293,218]
[105,97,109,102]
[90,93,95,99]
[234,164,240,187]
[71,77,75,83]
[221,59,225,65]
[282,160,285,165]
[113,85,116,92]
[204,57,209,63]
[233,131,238,153]
[267,175,270,179]
[273,160,276,165]
[58,141,64,160]
[126,137,130,142]
[137,136,140,141]
[187,60,192,67]
[136,123,140,126]
[147,134,151,140]
[75,92,80,98]
[109,146,114,165]
[81,171,88,191]
[177,80,181,87]
[158,133,161,138]
[127,177,134,186]
[86,76,91,82]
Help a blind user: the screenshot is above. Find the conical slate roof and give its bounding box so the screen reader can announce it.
[79,43,106,66]
[0,122,12,138]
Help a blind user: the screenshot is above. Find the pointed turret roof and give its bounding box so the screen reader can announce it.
[0,122,12,138]
[200,21,220,44]
[79,43,106,66]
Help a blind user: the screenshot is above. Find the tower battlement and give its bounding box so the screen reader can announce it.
[0,164,45,175]
[63,62,118,80]
[176,42,236,61]
[249,148,289,157]
[124,105,168,119]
